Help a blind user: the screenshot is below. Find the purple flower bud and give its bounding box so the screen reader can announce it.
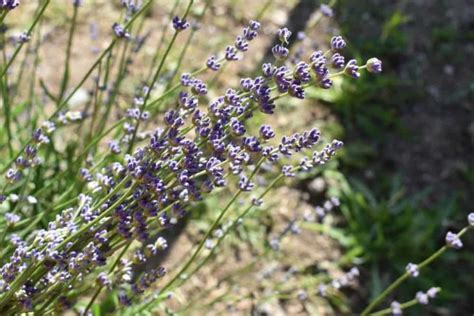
[17,32,30,44]
[289,82,305,99]
[234,36,248,52]
[366,57,383,74]
[206,55,220,71]
[121,0,141,13]
[242,136,261,153]
[32,128,49,144]
[294,62,311,83]
[312,58,329,79]
[180,73,193,86]
[112,23,130,39]
[252,198,263,206]
[274,67,291,92]
[320,4,333,17]
[259,125,275,140]
[318,284,327,297]
[427,287,440,298]
[445,231,463,249]
[97,272,111,288]
[310,50,325,63]
[118,292,132,306]
[344,59,360,79]
[239,175,255,191]
[242,27,257,41]
[468,212,474,226]
[390,301,402,316]
[282,165,295,177]
[272,44,289,60]
[225,45,239,61]
[240,78,254,91]
[190,79,208,96]
[230,118,246,136]
[249,20,260,31]
[5,168,21,183]
[332,139,344,149]
[262,63,276,78]
[5,212,21,226]
[330,36,346,51]
[331,53,345,69]
[278,27,292,45]
[108,140,121,154]
[126,107,140,120]
[172,16,190,32]
[24,145,37,159]
[296,31,305,41]
[319,77,333,89]
[405,263,419,277]
[270,237,280,251]
[416,291,429,305]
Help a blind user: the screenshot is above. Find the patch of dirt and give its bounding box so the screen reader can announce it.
[164,187,347,316]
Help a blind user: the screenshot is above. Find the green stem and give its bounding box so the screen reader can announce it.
[87,62,103,144]
[146,0,180,82]
[0,72,13,158]
[57,4,79,104]
[361,227,470,315]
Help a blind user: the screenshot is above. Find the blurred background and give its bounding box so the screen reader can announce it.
[6,0,474,314]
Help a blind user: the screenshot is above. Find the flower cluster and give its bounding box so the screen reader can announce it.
[0,1,427,314]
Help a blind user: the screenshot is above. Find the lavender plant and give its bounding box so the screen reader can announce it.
[0,1,470,315]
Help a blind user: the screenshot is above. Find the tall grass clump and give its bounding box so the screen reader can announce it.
[0,1,471,315]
